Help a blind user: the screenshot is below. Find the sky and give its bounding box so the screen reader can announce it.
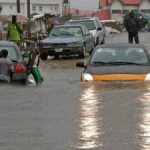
[70,0,99,10]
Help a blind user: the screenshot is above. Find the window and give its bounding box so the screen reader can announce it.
[68,20,96,30]
[141,9,150,13]
[132,9,138,12]
[112,10,121,14]
[123,9,129,14]
[0,46,19,60]
[95,19,102,28]
[32,6,36,11]
[39,6,42,12]
[91,47,149,65]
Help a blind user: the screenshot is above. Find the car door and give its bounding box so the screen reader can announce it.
[82,26,94,53]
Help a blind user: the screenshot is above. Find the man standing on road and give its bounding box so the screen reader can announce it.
[0,49,14,83]
[124,11,140,44]
[7,15,23,47]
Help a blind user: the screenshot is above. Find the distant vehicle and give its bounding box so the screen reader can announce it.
[41,24,94,60]
[67,17,105,46]
[76,43,150,82]
[0,41,27,83]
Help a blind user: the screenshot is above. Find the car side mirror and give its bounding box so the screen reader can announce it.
[42,34,47,39]
[97,27,102,30]
[76,62,86,68]
[84,33,90,36]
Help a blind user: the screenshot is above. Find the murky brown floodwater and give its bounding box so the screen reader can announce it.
[0,32,150,150]
[70,82,150,150]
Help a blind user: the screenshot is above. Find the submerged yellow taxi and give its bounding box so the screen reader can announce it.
[77,43,150,82]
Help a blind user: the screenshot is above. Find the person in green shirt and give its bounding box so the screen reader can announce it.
[7,15,23,47]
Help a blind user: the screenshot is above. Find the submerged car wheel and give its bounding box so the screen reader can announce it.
[21,78,28,85]
[79,45,86,58]
[101,37,105,44]
[89,43,95,55]
[54,54,59,59]
[96,37,100,45]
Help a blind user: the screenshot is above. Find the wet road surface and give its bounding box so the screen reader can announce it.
[1,32,150,150]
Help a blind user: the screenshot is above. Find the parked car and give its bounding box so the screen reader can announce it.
[142,12,150,31]
[0,41,27,83]
[67,17,106,45]
[41,24,94,60]
[76,43,150,82]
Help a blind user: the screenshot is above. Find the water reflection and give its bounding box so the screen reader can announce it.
[72,84,103,149]
[138,85,150,150]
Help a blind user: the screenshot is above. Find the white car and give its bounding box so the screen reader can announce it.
[67,17,106,46]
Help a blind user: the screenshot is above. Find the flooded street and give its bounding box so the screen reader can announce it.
[1,32,150,150]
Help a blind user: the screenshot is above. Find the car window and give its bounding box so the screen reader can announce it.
[91,48,115,63]
[82,26,90,35]
[97,19,104,29]
[125,48,149,63]
[0,46,19,60]
[68,20,96,30]
[95,19,101,28]
[91,47,149,64]
[50,27,83,37]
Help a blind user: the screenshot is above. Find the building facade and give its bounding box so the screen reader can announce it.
[98,0,150,20]
[0,0,63,16]
[110,0,150,20]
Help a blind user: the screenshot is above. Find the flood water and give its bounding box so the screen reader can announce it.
[0,32,150,150]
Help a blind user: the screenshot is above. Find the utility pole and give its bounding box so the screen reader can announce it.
[106,0,108,5]
[16,0,20,13]
[27,0,31,39]
[63,0,70,16]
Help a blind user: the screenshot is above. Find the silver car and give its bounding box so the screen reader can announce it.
[0,41,27,84]
[67,17,106,46]
[41,24,94,60]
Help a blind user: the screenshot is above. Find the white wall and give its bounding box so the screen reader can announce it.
[111,1,123,10]
[123,5,138,11]
[139,0,150,11]
[111,0,123,19]
[0,0,62,16]
[70,0,99,10]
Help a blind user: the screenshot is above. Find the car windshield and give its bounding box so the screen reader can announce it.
[68,20,96,30]
[0,46,19,61]
[49,26,83,37]
[91,47,149,65]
